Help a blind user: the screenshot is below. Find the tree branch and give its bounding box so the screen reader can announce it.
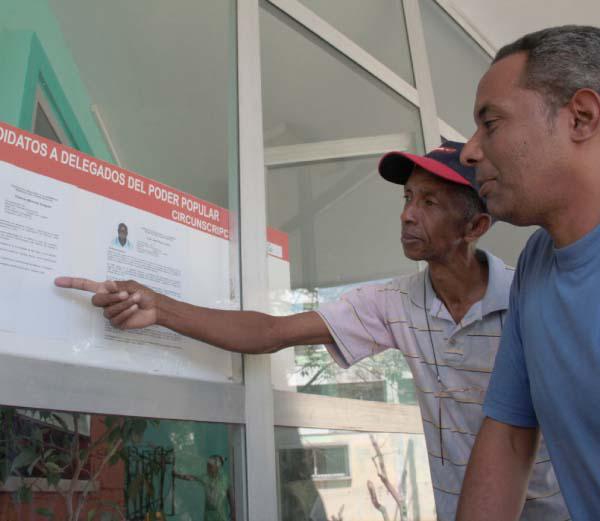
[369,435,406,521]
[297,361,335,390]
[367,480,390,521]
[73,437,123,521]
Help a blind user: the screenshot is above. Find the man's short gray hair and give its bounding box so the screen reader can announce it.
[494,25,600,113]
[453,184,486,223]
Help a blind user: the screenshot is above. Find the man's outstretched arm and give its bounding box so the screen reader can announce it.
[54,277,333,354]
[456,417,539,521]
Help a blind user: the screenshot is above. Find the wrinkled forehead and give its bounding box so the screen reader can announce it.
[405,166,454,192]
[404,167,479,214]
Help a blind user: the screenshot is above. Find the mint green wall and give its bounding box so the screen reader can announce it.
[0,30,31,126]
[0,0,112,160]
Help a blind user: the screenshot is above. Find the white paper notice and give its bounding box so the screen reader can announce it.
[0,122,289,383]
[0,162,73,338]
[94,199,186,349]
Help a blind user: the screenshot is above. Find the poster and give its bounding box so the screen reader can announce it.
[0,122,289,382]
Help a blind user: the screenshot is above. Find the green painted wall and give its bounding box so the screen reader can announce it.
[0,0,112,159]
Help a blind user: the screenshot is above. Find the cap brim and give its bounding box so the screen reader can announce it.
[378,151,471,187]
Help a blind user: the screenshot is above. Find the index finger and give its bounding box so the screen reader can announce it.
[54,276,111,294]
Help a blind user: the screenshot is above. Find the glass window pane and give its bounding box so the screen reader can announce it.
[314,446,348,477]
[33,103,62,144]
[297,0,415,85]
[276,427,436,521]
[262,4,423,404]
[48,0,238,206]
[261,4,423,148]
[420,0,491,137]
[0,404,242,521]
[0,0,241,382]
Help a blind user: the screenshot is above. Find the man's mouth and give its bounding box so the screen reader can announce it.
[478,178,496,198]
[401,232,422,243]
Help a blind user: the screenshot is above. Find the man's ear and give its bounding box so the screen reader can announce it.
[567,89,600,142]
[464,213,492,243]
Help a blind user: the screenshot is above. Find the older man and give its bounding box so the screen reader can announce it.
[457,25,600,521]
[56,143,566,520]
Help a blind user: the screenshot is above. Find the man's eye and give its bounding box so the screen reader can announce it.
[483,119,497,130]
[425,199,435,206]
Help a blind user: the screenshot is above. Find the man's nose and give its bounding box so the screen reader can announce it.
[401,202,416,224]
[460,133,483,167]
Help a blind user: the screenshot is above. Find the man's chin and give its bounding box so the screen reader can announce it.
[486,198,512,222]
[401,246,424,261]
[486,201,530,226]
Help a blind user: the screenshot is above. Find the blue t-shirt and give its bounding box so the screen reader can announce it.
[484,223,600,520]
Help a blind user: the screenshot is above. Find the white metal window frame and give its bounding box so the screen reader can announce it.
[0,0,470,424]
[245,0,478,517]
[277,443,351,480]
[432,0,497,58]
[0,0,486,519]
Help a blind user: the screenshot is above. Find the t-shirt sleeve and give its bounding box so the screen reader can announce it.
[483,264,538,428]
[316,284,393,369]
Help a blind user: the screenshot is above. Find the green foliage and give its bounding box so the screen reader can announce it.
[290,286,417,405]
[36,507,55,519]
[0,406,158,520]
[14,484,32,503]
[297,344,417,405]
[11,447,38,474]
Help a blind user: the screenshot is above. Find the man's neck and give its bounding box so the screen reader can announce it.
[543,165,600,248]
[427,250,489,325]
[545,202,600,249]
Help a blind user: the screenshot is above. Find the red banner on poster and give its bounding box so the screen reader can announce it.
[0,122,289,260]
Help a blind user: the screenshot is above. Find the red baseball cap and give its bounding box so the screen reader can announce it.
[378,141,477,191]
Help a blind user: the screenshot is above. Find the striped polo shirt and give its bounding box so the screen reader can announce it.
[317,250,568,521]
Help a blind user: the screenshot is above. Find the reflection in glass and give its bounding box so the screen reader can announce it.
[0,405,239,521]
[262,6,424,402]
[272,282,417,405]
[276,427,436,521]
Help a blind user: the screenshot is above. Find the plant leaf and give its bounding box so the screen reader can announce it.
[27,455,42,475]
[35,507,55,519]
[32,427,44,445]
[15,485,32,503]
[43,449,55,460]
[50,414,69,432]
[45,461,61,474]
[47,472,60,487]
[11,448,38,473]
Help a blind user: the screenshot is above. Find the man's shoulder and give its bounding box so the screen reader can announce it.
[384,272,421,298]
[484,249,516,286]
[515,228,553,277]
[344,276,413,304]
[523,227,551,255]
